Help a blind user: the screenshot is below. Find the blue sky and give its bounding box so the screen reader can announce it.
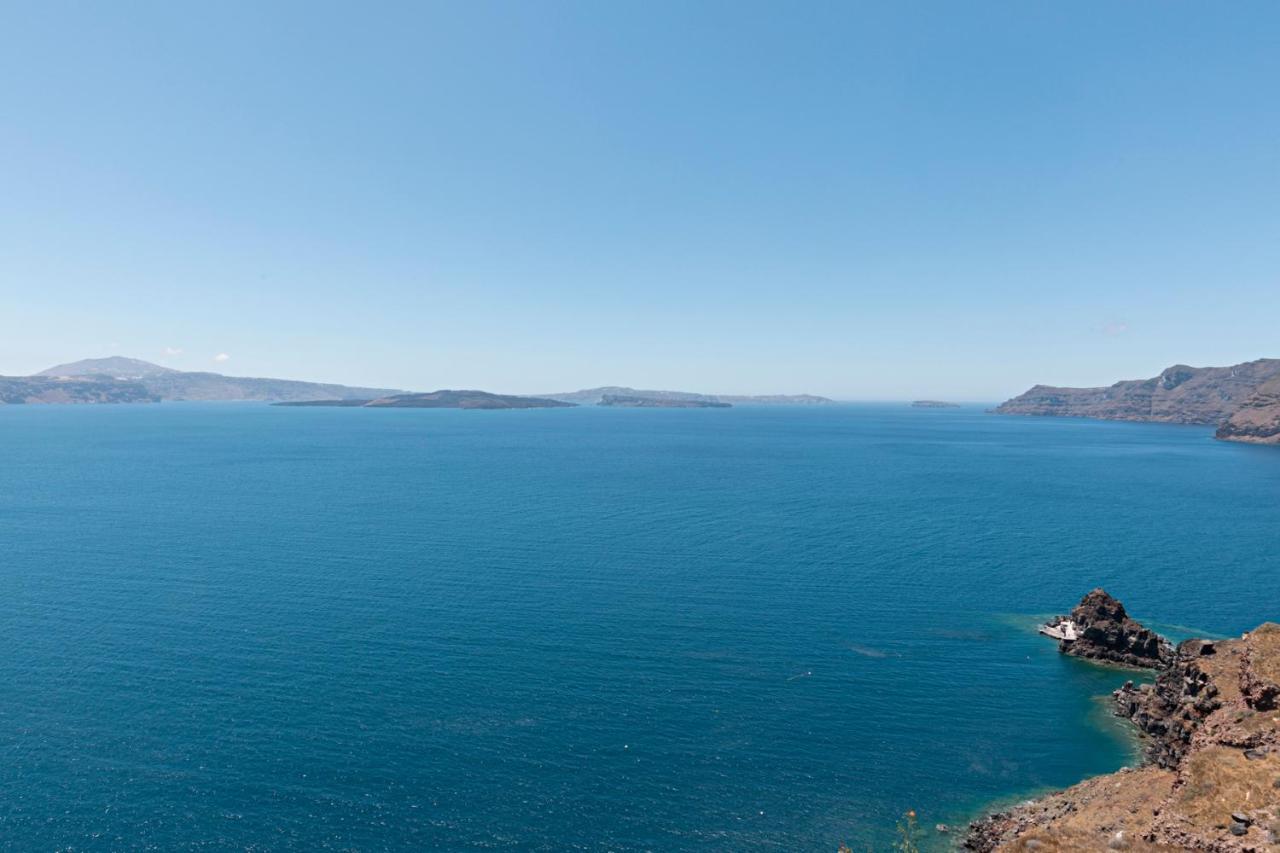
[2,1,1277,399]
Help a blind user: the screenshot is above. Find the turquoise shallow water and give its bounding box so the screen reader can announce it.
[2,403,1278,850]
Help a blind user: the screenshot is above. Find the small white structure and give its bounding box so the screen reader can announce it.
[1039,620,1078,641]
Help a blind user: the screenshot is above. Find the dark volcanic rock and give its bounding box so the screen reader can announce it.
[1114,639,1221,768]
[1057,589,1173,669]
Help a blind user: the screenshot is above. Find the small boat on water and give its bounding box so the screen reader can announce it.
[1038,619,1078,641]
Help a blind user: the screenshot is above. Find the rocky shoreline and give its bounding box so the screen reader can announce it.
[965,592,1280,851]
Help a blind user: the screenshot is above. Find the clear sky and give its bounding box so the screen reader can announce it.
[2,2,1277,399]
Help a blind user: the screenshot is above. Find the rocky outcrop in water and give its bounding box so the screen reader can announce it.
[967,607,1280,851]
[1049,589,1174,669]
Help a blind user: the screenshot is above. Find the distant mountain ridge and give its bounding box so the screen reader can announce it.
[38,357,179,378]
[996,358,1280,445]
[2,357,401,404]
[544,386,832,406]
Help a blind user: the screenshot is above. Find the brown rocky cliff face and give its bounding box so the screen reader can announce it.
[1215,378,1280,446]
[1116,639,1222,769]
[968,621,1280,851]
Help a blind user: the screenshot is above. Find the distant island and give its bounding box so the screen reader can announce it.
[544,386,832,406]
[0,358,835,410]
[1,357,401,404]
[910,400,960,408]
[276,390,574,409]
[996,358,1280,446]
[598,394,730,408]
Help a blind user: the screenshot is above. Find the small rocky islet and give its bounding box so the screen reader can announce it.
[966,589,1280,851]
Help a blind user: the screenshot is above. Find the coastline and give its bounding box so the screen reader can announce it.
[962,598,1280,850]
[940,661,1147,850]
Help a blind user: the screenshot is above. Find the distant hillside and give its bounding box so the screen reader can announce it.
[996,359,1280,426]
[0,375,159,405]
[546,386,832,406]
[0,357,402,404]
[277,390,574,410]
[137,371,401,402]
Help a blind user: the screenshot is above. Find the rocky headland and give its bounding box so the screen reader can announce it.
[967,592,1280,851]
[996,359,1280,446]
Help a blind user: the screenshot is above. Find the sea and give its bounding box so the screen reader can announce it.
[2,402,1278,850]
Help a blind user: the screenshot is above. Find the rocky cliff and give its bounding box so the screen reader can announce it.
[968,605,1280,851]
[996,359,1280,427]
[1215,378,1280,446]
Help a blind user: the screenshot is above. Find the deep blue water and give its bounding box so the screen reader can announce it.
[2,403,1279,851]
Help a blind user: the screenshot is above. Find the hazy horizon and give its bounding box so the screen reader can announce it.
[9,351,1280,405]
[3,2,1277,398]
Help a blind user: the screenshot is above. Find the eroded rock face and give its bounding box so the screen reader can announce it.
[967,617,1280,851]
[1115,639,1222,768]
[1057,589,1173,669]
[1216,377,1280,446]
